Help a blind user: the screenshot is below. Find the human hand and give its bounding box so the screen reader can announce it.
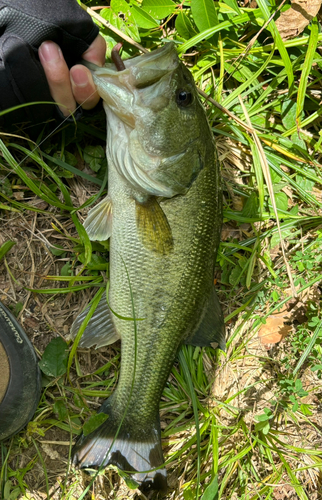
[0,0,104,128]
[39,34,106,118]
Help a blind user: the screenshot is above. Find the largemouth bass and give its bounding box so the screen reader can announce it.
[71,42,225,491]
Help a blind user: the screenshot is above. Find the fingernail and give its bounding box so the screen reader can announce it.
[39,42,62,63]
[70,67,89,88]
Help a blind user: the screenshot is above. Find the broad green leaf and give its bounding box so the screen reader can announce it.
[201,475,218,500]
[111,0,141,41]
[191,0,218,33]
[84,145,105,173]
[274,192,288,212]
[242,192,260,218]
[0,177,13,196]
[183,487,195,500]
[175,11,196,39]
[0,240,15,262]
[101,6,124,30]
[290,131,306,150]
[111,0,131,16]
[229,265,243,286]
[49,244,65,256]
[296,169,315,194]
[49,151,77,179]
[281,100,306,149]
[221,0,241,15]
[281,99,297,130]
[83,413,108,436]
[141,0,176,20]
[271,228,292,248]
[224,60,254,84]
[125,21,141,42]
[61,262,73,276]
[39,338,69,378]
[255,420,270,434]
[296,17,319,126]
[53,400,68,420]
[131,4,159,27]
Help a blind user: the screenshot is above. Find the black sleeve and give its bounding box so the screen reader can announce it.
[0,0,99,128]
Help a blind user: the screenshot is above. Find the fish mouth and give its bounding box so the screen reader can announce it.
[88,43,179,126]
[93,42,179,89]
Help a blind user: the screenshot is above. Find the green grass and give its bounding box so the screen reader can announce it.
[1,0,322,498]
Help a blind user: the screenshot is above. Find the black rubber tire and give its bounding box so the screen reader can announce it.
[0,302,42,440]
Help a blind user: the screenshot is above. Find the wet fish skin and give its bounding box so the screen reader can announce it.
[71,43,225,490]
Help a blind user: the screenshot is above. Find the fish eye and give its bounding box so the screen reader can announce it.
[176,90,193,107]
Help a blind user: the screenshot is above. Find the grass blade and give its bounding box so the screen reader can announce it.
[296,17,319,128]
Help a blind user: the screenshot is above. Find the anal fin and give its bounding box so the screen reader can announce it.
[135,197,173,255]
[185,286,225,351]
[70,296,120,348]
[84,195,112,241]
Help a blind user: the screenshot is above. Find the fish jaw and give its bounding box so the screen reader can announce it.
[91,43,179,127]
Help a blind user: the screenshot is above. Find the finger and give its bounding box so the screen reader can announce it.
[70,65,100,110]
[82,34,106,67]
[39,41,76,117]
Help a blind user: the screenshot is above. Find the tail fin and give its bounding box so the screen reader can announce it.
[72,402,167,491]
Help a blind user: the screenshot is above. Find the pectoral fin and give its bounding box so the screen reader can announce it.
[185,286,225,351]
[135,197,173,255]
[83,196,112,241]
[70,296,120,348]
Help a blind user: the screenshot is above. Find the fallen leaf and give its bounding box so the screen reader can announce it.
[258,285,321,345]
[13,191,24,200]
[258,312,292,345]
[275,0,322,40]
